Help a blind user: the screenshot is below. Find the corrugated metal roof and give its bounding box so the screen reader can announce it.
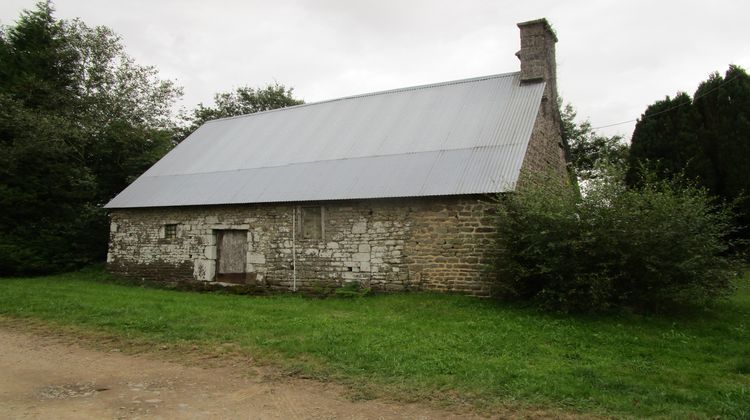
[105,72,544,208]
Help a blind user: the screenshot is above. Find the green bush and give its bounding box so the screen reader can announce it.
[493,169,740,312]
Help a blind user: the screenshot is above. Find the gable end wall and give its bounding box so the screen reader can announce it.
[517,98,569,187]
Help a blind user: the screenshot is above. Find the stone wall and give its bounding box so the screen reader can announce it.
[107,196,497,296]
[517,97,569,187]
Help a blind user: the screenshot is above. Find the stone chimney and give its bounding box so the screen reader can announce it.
[514,18,570,186]
[516,18,558,104]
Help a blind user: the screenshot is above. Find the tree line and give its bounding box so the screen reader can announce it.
[565,64,749,237]
[0,2,301,275]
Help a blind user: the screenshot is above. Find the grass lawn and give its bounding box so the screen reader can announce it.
[1,269,749,418]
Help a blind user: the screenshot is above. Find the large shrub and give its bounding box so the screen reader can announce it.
[493,169,739,312]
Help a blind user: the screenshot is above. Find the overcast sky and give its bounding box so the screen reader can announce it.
[2,0,748,139]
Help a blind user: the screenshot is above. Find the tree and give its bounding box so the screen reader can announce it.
[628,65,750,237]
[560,103,629,186]
[0,1,78,111]
[625,93,709,187]
[0,2,182,275]
[64,19,181,203]
[492,167,738,313]
[693,66,750,235]
[178,84,303,141]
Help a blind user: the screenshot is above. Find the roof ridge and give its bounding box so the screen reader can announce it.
[203,71,522,124]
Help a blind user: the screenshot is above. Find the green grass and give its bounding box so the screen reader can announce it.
[1,269,749,418]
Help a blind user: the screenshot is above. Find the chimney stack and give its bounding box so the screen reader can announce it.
[516,18,558,103]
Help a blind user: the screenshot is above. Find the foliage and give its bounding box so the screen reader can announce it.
[560,102,629,183]
[177,83,303,141]
[492,168,739,312]
[0,2,304,275]
[0,2,181,275]
[626,93,702,185]
[1,268,749,417]
[627,65,750,239]
[333,281,372,298]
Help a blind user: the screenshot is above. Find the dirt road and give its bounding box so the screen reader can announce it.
[0,328,482,419]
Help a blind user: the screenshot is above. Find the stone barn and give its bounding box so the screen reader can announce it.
[105,19,568,296]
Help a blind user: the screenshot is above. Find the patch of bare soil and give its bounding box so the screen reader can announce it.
[0,322,589,419]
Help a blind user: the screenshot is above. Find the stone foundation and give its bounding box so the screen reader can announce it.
[107,196,497,296]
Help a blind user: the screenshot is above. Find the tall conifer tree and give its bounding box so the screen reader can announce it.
[628,65,750,238]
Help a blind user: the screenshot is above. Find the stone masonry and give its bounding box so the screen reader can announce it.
[108,196,498,296]
[516,18,569,186]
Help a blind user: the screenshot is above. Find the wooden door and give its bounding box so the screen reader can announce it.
[216,230,247,283]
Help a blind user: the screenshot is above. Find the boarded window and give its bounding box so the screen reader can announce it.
[300,207,323,240]
[164,224,177,239]
[216,230,248,283]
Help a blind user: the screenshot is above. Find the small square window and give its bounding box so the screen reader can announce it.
[164,224,177,239]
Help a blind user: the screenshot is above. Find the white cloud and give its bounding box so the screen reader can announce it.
[2,0,748,140]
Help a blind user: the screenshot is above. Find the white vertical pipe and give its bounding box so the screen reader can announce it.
[292,206,297,292]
